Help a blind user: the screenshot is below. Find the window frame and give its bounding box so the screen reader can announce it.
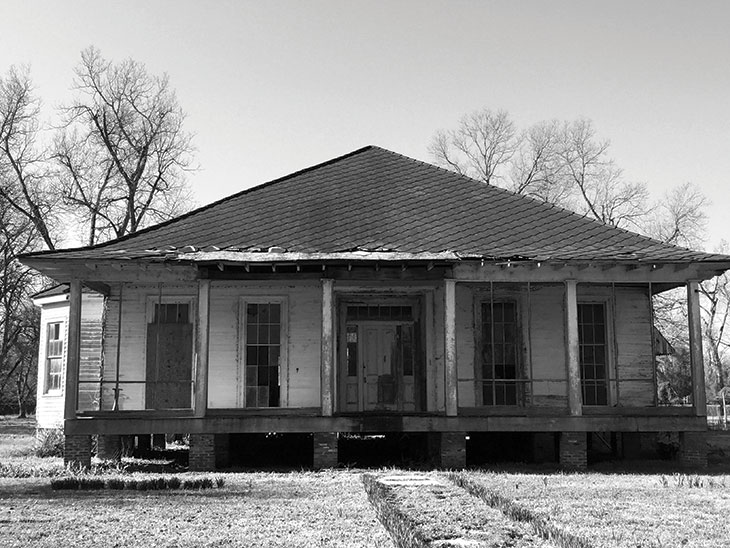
[238,296,288,408]
[44,320,65,395]
[474,294,524,407]
[577,299,614,407]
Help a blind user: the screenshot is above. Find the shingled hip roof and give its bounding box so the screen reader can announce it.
[19,145,730,267]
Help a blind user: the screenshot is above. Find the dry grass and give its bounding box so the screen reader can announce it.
[456,470,730,548]
[0,471,395,548]
[0,417,65,478]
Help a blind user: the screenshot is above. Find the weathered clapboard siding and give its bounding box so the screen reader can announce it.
[103,284,196,410]
[521,284,568,407]
[206,281,321,409]
[36,293,104,428]
[576,284,654,406]
[614,286,654,406]
[432,284,446,412]
[455,284,476,407]
[77,295,105,412]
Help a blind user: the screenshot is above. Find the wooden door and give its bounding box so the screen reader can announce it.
[363,325,397,411]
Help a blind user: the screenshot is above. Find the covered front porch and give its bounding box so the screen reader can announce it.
[52,258,712,469]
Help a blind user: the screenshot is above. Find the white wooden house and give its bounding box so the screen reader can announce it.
[21,146,730,469]
[32,285,104,432]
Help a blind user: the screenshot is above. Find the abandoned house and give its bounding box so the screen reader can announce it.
[21,145,730,470]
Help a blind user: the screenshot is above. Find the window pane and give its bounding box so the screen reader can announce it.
[269,304,281,324]
[481,301,519,406]
[578,303,608,405]
[245,301,282,407]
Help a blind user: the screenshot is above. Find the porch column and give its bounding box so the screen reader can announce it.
[321,278,335,416]
[194,280,211,418]
[687,281,706,416]
[444,279,458,416]
[64,279,82,420]
[564,280,582,416]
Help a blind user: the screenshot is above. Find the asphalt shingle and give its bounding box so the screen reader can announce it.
[21,146,730,264]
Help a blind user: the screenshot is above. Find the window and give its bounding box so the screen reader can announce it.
[245,302,282,407]
[146,299,194,410]
[480,301,519,405]
[45,322,64,393]
[578,303,608,405]
[153,302,190,324]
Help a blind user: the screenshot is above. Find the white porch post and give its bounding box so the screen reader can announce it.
[194,279,211,418]
[444,279,458,416]
[687,280,706,416]
[64,279,82,420]
[564,279,582,416]
[321,278,335,416]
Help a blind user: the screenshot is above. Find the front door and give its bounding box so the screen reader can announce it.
[340,303,421,412]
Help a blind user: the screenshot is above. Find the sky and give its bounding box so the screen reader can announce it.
[1,0,729,250]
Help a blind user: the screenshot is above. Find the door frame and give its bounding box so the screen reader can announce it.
[336,295,426,413]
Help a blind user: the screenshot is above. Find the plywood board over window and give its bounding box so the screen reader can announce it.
[145,298,195,410]
[239,298,288,408]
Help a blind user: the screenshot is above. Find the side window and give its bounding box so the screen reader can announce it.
[45,322,64,393]
[578,302,609,405]
[480,301,519,405]
[244,302,282,408]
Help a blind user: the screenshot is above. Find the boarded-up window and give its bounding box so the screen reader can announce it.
[578,303,608,406]
[45,322,64,393]
[245,303,281,407]
[481,301,518,405]
[146,302,193,409]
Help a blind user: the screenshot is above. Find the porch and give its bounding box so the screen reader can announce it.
[56,260,710,469]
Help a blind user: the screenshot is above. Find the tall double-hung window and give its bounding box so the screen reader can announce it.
[244,301,285,407]
[480,301,519,405]
[45,322,64,393]
[578,303,609,405]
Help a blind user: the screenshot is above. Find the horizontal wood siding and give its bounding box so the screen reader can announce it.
[206,281,321,409]
[528,284,568,407]
[455,284,475,407]
[576,284,654,407]
[432,284,446,412]
[37,294,104,428]
[103,284,195,410]
[77,295,105,412]
[615,286,654,406]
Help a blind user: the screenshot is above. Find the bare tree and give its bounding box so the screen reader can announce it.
[644,182,708,248]
[700,242,730,398]
[508,120,573,205]
[0,202,40,416]
[557,119,649,228]
[55,47,195,245]
[430,113,649,229]
[429,108,518,185]
[0,66,57,250]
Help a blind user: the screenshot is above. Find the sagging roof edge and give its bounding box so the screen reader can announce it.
[20,251,730,270]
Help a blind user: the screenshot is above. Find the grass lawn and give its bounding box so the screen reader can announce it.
[0,472,395,548]
[456,469,730,548]
[3,417,730,548]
